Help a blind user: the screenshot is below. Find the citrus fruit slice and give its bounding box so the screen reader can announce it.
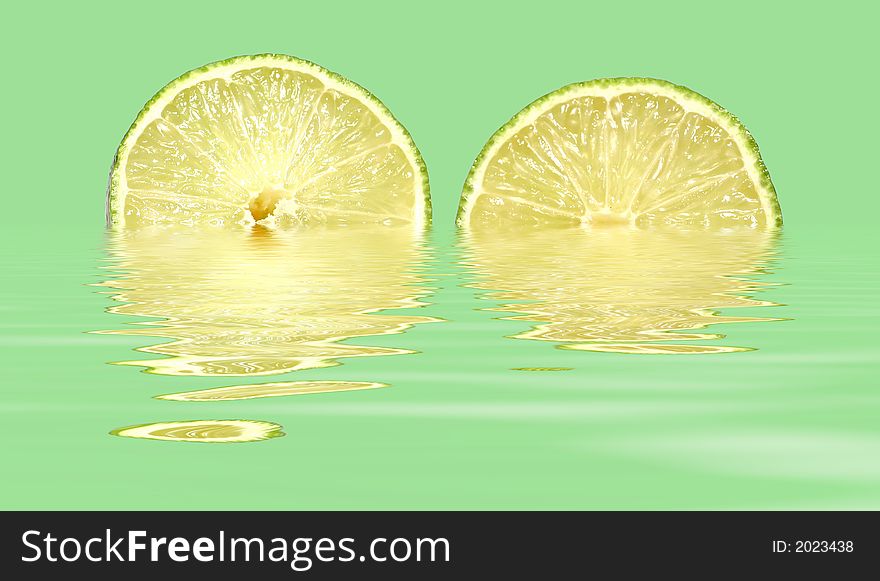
[458,78,780,229]
[108,54,429,228]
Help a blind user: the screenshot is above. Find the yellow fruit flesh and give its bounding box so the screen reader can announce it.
[121,66,418,227]
[469,92,768,229]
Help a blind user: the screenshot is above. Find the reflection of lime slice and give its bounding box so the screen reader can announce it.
[563,344,752,355]
[464,228,781,353]
[96,227,436,376]
[108,54,429,229]
[511,367,573,372]
[157,380,386,401]
[111,420,284,443]
[458,78,780,229]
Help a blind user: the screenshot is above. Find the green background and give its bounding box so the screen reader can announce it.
[1,0,878,509]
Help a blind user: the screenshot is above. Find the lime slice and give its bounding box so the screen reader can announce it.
[458,78,780,229]
[108,54,429,228]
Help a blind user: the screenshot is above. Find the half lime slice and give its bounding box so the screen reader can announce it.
[458,78,779,229]
[108,54,429,229]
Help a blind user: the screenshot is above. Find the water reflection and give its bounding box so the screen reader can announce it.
[462,228,782,354]
[111,420,284,443]
[512,367,573,372]
[97,226,437,376]
[157,380,386,402]
[97,225,436,442]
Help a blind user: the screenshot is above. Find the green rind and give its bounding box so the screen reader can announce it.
[456,77,781,228]
[107,53,430,228]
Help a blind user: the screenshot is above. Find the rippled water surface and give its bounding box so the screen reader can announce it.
[1,225,878,508]
[462,228,782,354]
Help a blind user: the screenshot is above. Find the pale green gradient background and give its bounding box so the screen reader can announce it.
[1,0,878,509]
